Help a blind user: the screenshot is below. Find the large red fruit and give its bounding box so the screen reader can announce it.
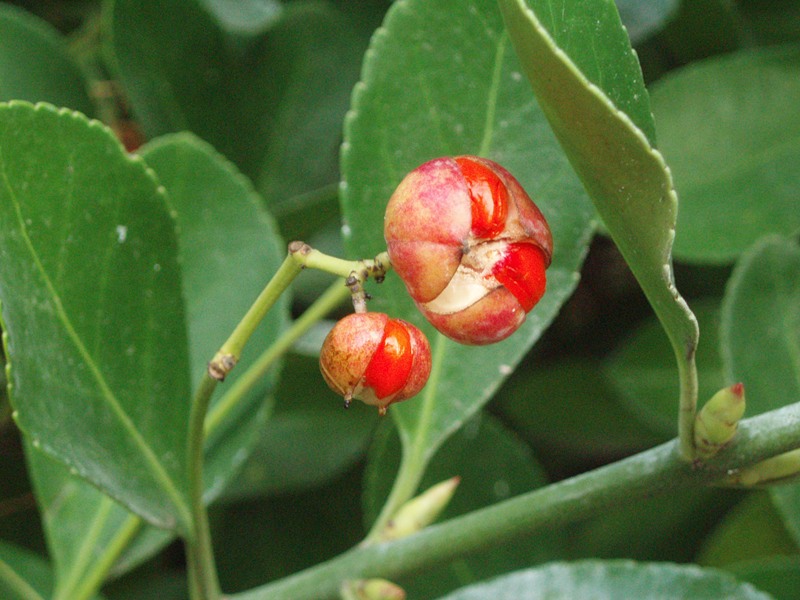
[384,156,552,345]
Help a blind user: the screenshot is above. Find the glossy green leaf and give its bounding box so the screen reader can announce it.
[697,492,798,568]
[24,445,162,600]
[0,102,192,530]
[363,412,560,599]
[494,358,665,469]
[651,45,800,264]
[109,0,363,206]
[221,354,377,500]
[341,0,594,470]
[570,486,735,562]
[436,560,773,600]
[720,236,800,549]
[506,0,656,144]
[139,132,290,501]
[773,483,800,551]
[20,131,288,597]
[720,236,800,417]
[498,0,699,456]
[728,556,800,600]
[0,540,53,600]
[604,301,725,436]
[0,5,93,115]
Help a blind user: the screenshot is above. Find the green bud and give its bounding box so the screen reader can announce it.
[377,476,460,542]
[340,578,406,600]
[694,383,745,460]
[726,448,800,487]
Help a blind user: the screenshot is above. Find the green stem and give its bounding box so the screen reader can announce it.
[186,373,222,600]
[365,334,448,541]
[68,515,143,600]
[364,447,426,543]
[208,244,390,380]
[53,496,141,600]
[208,253,304,381]
[231,401,800,600]
[0,557,45,600]
[676,343,700,461]
[204,280,351,437]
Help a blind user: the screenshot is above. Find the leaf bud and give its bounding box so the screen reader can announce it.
[694,382,746,460]
[376,476,460,542]
[726,449,800,487]
[340,578,406,600]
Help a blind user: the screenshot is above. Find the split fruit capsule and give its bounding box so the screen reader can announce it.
[319,313,432,415]
[384,156,553,345]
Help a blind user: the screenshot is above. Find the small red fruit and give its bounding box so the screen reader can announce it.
[319,313,432,415]
[384,156,553,345]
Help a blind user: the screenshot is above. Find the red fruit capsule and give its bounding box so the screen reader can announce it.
[456,156,508,239]
[319,313,432,415]
[384,156,553,345]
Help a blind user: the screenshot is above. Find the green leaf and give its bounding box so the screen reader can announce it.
[570,486,732,562]
[498,0,699,457]
[651,45,800,264]
[772,483,800,551]
[24,445,162,600]
[720,236,800,417]
[109,0,363,206]
[0,102,192,530]
[0,5,93,115]
[604,301,725,436]
[435,560,773,599]
[20,132,292,598]
[720,235,800,549]
[494,358,665,469]
[0,540,53,600]
[696,492,798,568]
[728,556,800,600]
[508,0,657,144]
[363,412,561,599]
[221,353,377,500]
[341,0,593,478]
[138,132,290,502]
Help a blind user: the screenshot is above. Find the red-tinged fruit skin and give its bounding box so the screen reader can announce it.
[319,312,386,399]
[363,318,414,400]
[384,158,471,303]
[319,313,432,414]
[385,155,553,345]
